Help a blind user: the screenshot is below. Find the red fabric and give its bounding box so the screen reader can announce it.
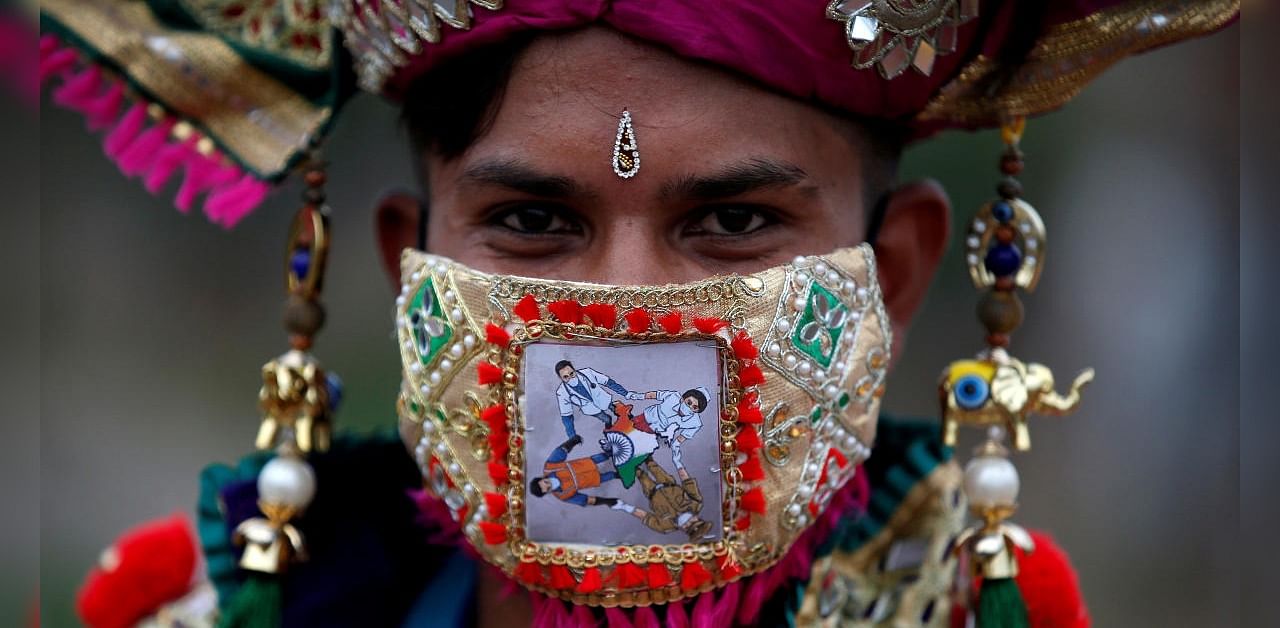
[657,311,682,334]
[691,317,728,334]
[680,561,711,590]
[624,308,652,333]
[616,562,647,589]
[546,299,583,325]
[582,303,618,329]
[477,361,505,385]
[479,521,508,544]
[484,492,509,519]
[731,331,758,360]
[1017,531,1091,628]
[738,364,764,388]
[576,567,604,593]
[647,562,673,589]
[76,514,197,628]
[513,294,540,322]
[484,323,511,347]
[740,487,766,515]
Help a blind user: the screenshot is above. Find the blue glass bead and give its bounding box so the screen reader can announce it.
[290,249,310,279]
[326,372,343,412]
[984,243,1022,277]
[954,374,990,410]
[991,201,1015,223]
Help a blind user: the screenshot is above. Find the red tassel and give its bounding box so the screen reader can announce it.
[692,316,729,334]
[736,426,762,451]
[480,404,507,432]
[647,562,673,589]
[576,567,603,594]
[550,565,577,590]
[717,555,742,581]
[488,462,510,486]
[513,294,540,323]
[739,363,765,387]
[478,521,507,544]
[488,431,509,462]
[484,323,511,347]
[75,514,197,628]
[616,562,647,589]
[582,303,618,329]
[547,300,583,325]
[657,311,683,334]
[739,454,765,482]
[477,362,505,385]
[680,561,711,590]
[514,560,544,586]
[624,309,652,333]
[740,487,767,515]
[737,403,763,425]
[828,448,848,468]
[731,331,759,360]
[484,492,508,520]
[734,515,751,531]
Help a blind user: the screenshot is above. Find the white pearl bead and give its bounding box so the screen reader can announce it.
[410,362,422,374]
[257,457,316,509]
[825,271,840,284]
[775,319,792,333]
[422,421,435,434]
[823,384,840,399]
[448,462,462,476]
[855,287,868,301]
[766,342,781,357]
[786,503,802,517]
[449,344,464,358]
[797,361,812,377]
[792,255,806,266]
[450,308,463,322]
[463,334,477,349]
[841,281,855,295]
[791,297,806,312]
[411,271,421,281]
[814,262,828,275]
[813,369,825,381]
[797,484,813,498]
[434,442,448,455]
[964,455,1020,508]
[444,290,456,303]
[419,384,431,395]
[395,296,406,307]
[783,354,798,368]
[429,371,442,385]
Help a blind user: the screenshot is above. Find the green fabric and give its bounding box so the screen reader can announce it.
[217,573,283,628]
[977,578,1031,628]
[615,452,652,488]
[198,451,271,606]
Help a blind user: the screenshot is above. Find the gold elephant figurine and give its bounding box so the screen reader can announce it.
[256,350,332,453]
[939,357,1094,451]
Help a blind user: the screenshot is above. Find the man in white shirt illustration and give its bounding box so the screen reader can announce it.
[555,360,631,438]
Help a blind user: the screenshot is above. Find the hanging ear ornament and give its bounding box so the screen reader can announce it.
[612,109,640,179]
[940,118,1095,627]
[221,159,341,624]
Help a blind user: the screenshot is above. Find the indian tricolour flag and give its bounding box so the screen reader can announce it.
[603,400,660,488]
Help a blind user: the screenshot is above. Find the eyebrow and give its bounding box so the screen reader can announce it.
[661,158,812,201]
[460,158,593,199]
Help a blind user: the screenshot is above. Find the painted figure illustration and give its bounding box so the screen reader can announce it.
[623,387,708,467]
[555,360,631,438]
[528,435,620,507]
[610,456,712,541]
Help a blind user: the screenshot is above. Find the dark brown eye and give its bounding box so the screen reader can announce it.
[495,206,578,234]
[690,206,773,236]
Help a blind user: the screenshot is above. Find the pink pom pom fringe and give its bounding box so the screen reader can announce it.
[40,35,270,227]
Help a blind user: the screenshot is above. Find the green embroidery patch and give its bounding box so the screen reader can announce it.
[409,278,453,365]
[791,282,848,368]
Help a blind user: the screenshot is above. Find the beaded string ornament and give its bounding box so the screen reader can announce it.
[941,119,1095,627]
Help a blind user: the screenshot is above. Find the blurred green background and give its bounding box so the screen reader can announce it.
[38,25,1237,627]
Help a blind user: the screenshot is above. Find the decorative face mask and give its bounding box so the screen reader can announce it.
[395,244,892,606]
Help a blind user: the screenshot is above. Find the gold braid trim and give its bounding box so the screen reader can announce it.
[918,0,1238,126]
[44,0,331,178]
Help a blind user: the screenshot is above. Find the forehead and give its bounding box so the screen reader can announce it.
[437,27,860,187]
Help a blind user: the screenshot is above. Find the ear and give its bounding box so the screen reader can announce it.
[374,192,423,290]
[873,179,951,354]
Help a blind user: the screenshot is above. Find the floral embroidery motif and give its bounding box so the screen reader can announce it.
[179,0,333,68]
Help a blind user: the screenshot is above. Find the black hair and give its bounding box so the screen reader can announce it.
[554,360,575,376]
[529,478,546,497]
[681,388,708,413]
[399,34,906,232]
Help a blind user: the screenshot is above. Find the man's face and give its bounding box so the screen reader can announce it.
[557,366,576,383]
[420,28,871,284]
[537,478,554,493]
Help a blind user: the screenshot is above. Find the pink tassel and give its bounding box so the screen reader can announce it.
[175,155,236,213]
[51,66,100,109]
[40,34,57,56]
[666,600,689,628]
[204,173,268,228]
[104,103,147,160]
[39,47,77,82]
[604,607,634,628]
[85,81,125,131]
[531,595,572,628]
[570,604,597,627]
[118,118,175,176]
[689,587,717,628]
[709,581,740,627]
[633,606,660,628]
[144,136,197,194]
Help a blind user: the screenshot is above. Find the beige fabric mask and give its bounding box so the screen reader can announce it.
[395,244,892,607]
